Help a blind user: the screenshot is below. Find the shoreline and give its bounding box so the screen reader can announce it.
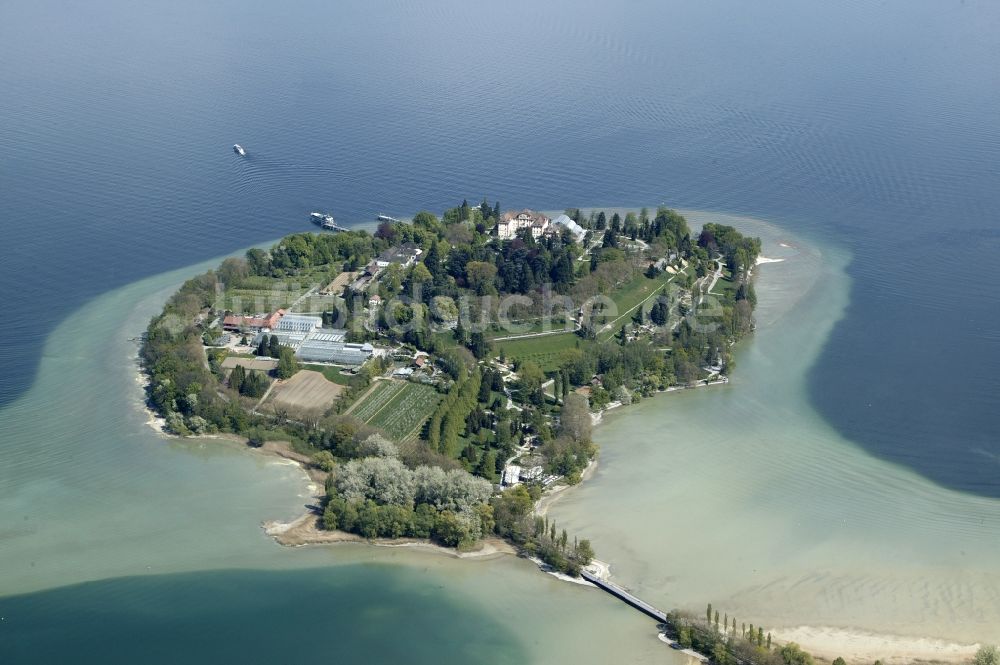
[771,626,980,665]
[136,365,990,664]
[130,213,989,665]
[534,388,984,664]
[265,509,516,559]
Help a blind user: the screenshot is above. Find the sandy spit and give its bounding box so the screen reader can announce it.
[772,625,980,665]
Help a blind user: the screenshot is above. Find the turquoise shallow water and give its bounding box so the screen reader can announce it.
[2,0,1000,660]
[1,0,999,495]
[0,253,685,665]
[2,213,995,664]
[549,213,1000,647]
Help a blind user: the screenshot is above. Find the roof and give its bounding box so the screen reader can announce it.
[223,314,269,329]
[551,214,586,240]
[499,209,549,225]
[276,314,322,331]
[502,465,522,485]
[310,330,347,343]
[253,330,308,348]
[264,309,287,329]
[294,338,374,365]
[378,244,422,264]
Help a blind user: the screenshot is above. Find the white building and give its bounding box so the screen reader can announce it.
[550,214,587,243]
[502,464,522,486]
[496,210,550,240]
[375,243,422,268]
[521,465,544,482]
[276,314,322,333]
[296,340,373,365]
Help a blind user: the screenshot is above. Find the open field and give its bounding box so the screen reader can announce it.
[346,379,441,441]
[611,273,668,313]
[266,370,344,411]
[595,273,672,341]
[495,332,585,371]
[488,316,574,339]
[222,267,336,314]
[321,270,357,295]
[220,357,278,372]
[223,287,308,313]
[289,292,340,314]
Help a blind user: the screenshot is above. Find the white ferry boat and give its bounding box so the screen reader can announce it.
[309,211,347,232]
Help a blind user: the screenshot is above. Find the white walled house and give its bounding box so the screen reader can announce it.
[495,209,550,240]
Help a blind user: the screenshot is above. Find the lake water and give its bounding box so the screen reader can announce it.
[0,255,678,664]
[549,213,1000,648]
[1,0,999,661]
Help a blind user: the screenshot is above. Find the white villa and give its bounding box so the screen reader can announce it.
[495,209,550,239]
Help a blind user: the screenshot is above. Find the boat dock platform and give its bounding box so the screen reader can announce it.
[309,212,349,233]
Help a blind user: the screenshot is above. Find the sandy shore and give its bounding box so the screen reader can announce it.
[265,510,515,559]
[534,458,598,518]
[772,626,980,665]
[134,287,983,663]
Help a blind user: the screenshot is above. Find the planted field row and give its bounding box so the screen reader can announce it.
[367,383,442,441]
[348,380,406,421]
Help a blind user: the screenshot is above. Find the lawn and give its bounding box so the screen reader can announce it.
[223,287,309,313]
[346,380,441,441]
[301,363,355,386]
[488,316,574,340]
[612,273,669,314]
[495,332,586,371]
[221,267,335,314]
[595,273,673,341]
[708,272,739,299]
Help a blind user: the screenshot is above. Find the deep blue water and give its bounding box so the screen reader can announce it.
[1,0,997,496]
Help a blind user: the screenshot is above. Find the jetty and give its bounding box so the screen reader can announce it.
[580,571,710,662]
[309,212,349,233]
[580,571,667,622]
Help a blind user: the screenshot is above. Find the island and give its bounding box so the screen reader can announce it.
[142,201,791,661]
